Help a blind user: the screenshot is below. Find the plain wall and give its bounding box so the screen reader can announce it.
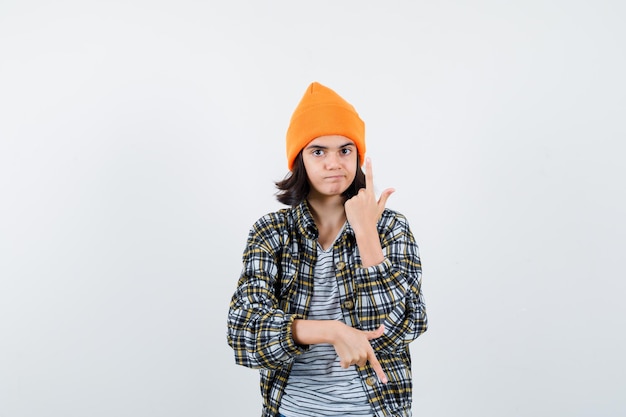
[1,1,625,416]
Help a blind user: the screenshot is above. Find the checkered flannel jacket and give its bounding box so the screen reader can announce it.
[227,200,427,417]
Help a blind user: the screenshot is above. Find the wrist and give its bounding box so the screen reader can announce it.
[355,231,384,268]
[352,223,378,239]
[325,320,343,344]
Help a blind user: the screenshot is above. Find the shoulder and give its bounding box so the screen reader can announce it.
[247,207,297,247]
[251,207,294,231]
[379,208,415,235]
[380,207,410,225]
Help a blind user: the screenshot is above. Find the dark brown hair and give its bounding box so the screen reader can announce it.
[275,151,366,206]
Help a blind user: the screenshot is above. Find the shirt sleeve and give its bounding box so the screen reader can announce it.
[353,211,428,354]
[226,216,307,369]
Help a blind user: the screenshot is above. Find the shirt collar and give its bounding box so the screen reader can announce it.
[293,200,356,240]
[294,200,317,240]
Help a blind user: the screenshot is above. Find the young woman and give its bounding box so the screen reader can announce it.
[227,82,427,417]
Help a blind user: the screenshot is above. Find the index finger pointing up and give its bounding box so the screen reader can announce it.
[365,157,374,190]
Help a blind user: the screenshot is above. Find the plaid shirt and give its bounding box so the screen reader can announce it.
[227,200,427,417]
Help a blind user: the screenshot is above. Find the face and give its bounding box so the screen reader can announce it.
[301,135,358,200]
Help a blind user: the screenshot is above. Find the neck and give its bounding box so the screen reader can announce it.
[307,194,346,229]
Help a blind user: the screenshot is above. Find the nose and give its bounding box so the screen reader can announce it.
[325,152,341,169]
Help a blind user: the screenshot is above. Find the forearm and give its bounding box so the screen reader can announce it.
[354,225,384,268]
[228,261,306,369]
[292,318,388,382]
[228,301,306,369]
[373,287,427,352]
[356,261,427,352]
[291,319,342,345]
[355,216,427,351]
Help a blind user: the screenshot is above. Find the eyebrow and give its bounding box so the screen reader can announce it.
[305,142,355,150]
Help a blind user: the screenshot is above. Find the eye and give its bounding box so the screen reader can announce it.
[341,148,352,155]
[312,149,324,156]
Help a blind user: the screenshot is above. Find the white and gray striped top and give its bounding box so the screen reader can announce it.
[278,235,372,417]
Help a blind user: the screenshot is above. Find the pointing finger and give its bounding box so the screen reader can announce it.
[365,157,374,191]
[368,349,388,384]
[364,325,387,383]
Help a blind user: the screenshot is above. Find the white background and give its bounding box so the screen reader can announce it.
[1,1,625,416]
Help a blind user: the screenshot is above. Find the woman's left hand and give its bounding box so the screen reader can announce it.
[345,158,394,267]
[345,157,394,235]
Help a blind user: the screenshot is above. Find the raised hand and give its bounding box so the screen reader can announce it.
[344,158,394,267]
[344,157,394,235]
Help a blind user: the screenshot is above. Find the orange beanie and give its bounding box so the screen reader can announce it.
[286,82,365,170]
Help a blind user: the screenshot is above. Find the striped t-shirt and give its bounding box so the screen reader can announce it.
[278,237,372,417]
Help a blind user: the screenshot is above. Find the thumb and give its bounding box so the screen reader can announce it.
[377,188,395,214]
[365,324,385,341]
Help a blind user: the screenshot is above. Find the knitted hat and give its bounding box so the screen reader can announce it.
[286,82,365,170]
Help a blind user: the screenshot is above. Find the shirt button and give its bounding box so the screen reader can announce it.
[342,299,354,310]
[335,261,346,270]
[365,376,377,386]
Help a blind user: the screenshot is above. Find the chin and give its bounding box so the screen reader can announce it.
[328,188,349,197]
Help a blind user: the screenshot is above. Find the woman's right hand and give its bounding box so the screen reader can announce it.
[331,322,388,384]
[292,319,388,384]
